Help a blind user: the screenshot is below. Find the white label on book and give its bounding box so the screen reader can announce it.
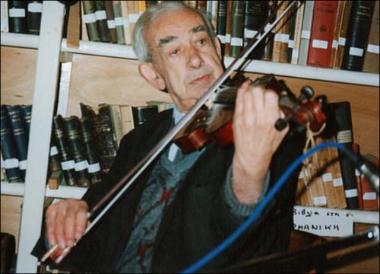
[123,17,130,27]
[292,48,299,60]
[19,160,27,170]
[337,130,352,143]
[244,29,257,38]
[349,47,364,57]
[231,37,243,46]
[367,44,380,54]
[4,158,19,169]
[95,10,107,20]
[332,40,338,49]
[75,160,88,171]
[363,192,377,201]
[338,37,346,46]
[301,30,310,39]
[293,206,354,237]
[355,169,361,176]
[345,189,358,198]
[9,8,26,18]
[83,13,96,24]
[264,23,272,32]
[217,34,227,44]
[333,178,343,187]
[28,3,43,13]
[322,173,333,182]
[114,17,124,26]
[128,13,139,23]
[107,20,116,29]
[312,39,328,49]
[225,34,231,43]
[50,146,58,156]
[288,39,295,48]
[88,162,101,173]
[274,33,289,43]
[61,160,75,170]
[313,196,327,206]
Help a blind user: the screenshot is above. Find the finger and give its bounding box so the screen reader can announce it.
[45,207,57,246]
[243,88,255,126]
[250,86,265,115]
[264,90,281,121]
[234,81,250,123]
[75,210,88,241]
[55,207,67,248]
[65,206,77,247]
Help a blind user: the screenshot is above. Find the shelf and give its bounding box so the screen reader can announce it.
[1,181,87,199]
[1,32,379,87]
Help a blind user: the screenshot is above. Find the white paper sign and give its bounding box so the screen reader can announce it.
[293,206,353,237]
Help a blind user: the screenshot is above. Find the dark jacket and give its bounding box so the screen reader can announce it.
[32,109,305,273]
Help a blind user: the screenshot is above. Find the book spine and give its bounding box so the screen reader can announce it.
[6,105,28,180]
[298,0,314,65]
[362,1,379,73]
[48,138,64,189]
[112,0,126,44]
[8,0,27,34]
[262,1,276,61]
[104,0,118,43]
[26,0,42,35]
[1,0,9,32]
[307,0,339,68]
[230,1,245,58]
[63,116,91,187]
[332,102,359,209]
[341,0,375,71]
[94,0,111,42]
[132,105,158,127]
[80,118,102,185]
[216,0,227,55]
[244,1,269,60]
[272,1,290,63]
[82,0,100,41]
[53,115,77,186]
[0,106,23,182]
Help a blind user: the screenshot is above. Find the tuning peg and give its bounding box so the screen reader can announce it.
[299,86,314,101]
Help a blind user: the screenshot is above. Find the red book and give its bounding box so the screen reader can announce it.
[307,1,339,67]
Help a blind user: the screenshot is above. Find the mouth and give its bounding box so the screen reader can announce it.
[190,74,211,85]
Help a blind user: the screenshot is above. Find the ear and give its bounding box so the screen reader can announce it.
[214,37,222,60]
[138,63,166,91]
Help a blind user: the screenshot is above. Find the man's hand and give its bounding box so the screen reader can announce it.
[45,199,89,249]
[232,79,288,204]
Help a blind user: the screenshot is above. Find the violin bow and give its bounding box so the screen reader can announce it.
[41,0,303,264]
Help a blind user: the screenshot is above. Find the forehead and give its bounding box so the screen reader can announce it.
[146,9,205,45]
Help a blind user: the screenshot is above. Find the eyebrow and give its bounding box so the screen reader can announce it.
[157,24,207,48]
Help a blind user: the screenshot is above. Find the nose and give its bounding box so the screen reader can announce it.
[186,45,203,69]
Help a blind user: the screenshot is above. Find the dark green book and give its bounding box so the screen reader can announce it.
[79,117,102,185]
[0,106,23,182]
[132,105,158,127]
[94,1,111,42]
[8,0,27,34]
[216,1,227,55]
[82,0,100,41]
[63,116,91,188]
[112,0,126,45]
[104,0,118,43]
[244,1,269,60]
[6,105,28,180]
[19,104,32,142]
[53,115,77,187]
[230,1,245,58]
[342,0,375,71]
[26,0,42,35]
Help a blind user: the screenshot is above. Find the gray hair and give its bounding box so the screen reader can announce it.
[132,1,216,62]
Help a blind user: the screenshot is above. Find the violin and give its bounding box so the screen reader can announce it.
[174,74,327,154]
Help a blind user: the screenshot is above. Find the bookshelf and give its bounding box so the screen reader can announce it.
[1,1,379,273]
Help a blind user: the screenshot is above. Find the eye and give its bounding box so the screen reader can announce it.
[197,38,206,46]
[169,49,179,56]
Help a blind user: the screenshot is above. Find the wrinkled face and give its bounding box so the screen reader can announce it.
[145,8,224,111]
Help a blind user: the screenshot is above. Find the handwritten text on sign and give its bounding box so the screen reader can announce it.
[293,206,353,237]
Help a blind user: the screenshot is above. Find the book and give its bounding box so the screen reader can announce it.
[244,1,269,60]
[26,0,42,35]
[94,1,111,42]
[8,0,27,34]
[47,140,64,189]
[298,0,314,65]
[328,102,359,209]
[104,0,118,43]
[230,1,245,58]
[362,1,379,73]
[82,0,100,41]
[63,116,91,187]
[5,105,28,180]
[52,115,77,187]
[261,1,276,61]
[224,0,233,56]
[341,0,375,71]
[331,1,352,69]
[112,0,126,45]
[1,0,8,32]
[272,1,290,63]
[0,106,23,182]
[307,1,339,68]
[290,1,305,64]
[132,105,158,127]
[216,0,227,55]
[120,1,132,45]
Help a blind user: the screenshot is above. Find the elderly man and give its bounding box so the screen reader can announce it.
[33,2,304,273]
